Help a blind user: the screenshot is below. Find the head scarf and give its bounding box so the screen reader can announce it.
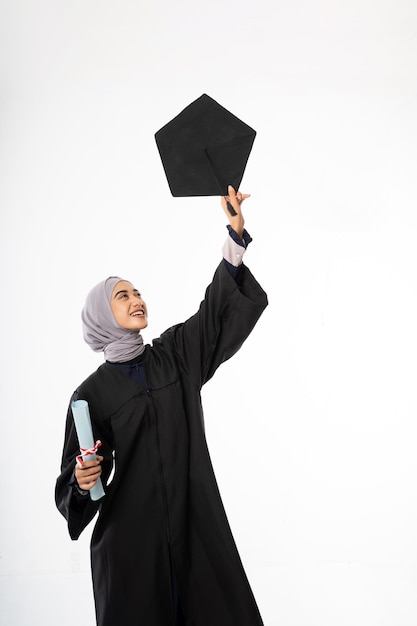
[81,276,145,362]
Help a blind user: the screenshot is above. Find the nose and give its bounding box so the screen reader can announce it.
[131,295,143,308]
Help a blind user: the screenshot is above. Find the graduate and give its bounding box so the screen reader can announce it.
[56,96,268,626]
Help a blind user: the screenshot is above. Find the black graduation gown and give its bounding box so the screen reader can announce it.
[55,261,268,626]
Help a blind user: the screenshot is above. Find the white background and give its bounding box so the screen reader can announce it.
[1,1,417,624]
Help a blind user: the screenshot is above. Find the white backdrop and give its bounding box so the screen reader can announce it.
[1,1,417,625]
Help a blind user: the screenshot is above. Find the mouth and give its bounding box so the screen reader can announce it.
[130,309,145,317]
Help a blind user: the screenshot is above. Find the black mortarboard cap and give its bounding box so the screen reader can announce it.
[155,94,256,198]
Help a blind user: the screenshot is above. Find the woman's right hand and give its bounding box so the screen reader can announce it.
[221,185,250,239]
[75,455,103,491]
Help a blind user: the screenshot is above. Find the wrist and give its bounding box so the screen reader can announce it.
[70,469,89,496]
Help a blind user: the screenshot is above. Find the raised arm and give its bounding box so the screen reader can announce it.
[159,188,267,388]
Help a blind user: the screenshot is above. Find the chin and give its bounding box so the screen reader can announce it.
[132,320,148,331]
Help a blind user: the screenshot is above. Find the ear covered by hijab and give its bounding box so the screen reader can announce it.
[81,276,145,363]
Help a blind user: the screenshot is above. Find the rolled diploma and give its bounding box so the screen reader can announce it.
[71,399,105,501]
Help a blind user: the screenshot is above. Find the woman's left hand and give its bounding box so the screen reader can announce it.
[221,185,250,239]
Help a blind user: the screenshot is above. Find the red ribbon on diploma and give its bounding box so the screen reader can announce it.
[76,440,102,467]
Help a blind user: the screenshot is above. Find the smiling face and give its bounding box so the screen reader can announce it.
[110,280,148,331]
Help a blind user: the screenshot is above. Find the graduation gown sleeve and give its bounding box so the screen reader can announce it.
[160,260,268,387]
[55,392,114,540]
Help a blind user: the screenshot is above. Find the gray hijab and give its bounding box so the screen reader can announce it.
[81,276,145,363]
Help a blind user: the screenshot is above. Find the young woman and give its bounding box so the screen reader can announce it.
[55,186,268,626]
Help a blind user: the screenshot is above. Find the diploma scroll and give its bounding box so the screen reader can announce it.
[71,399,105,501]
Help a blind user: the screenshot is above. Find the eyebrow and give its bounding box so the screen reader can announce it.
[113,289,128,299]
[113,288,140,299]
